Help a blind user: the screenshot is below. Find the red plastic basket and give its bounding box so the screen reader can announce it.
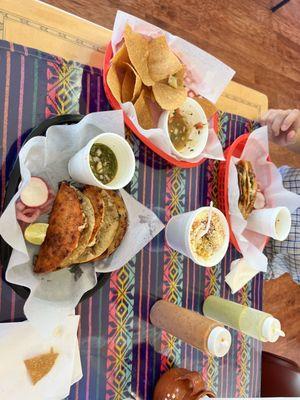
[103,41,213,169]
[218,133,270,252]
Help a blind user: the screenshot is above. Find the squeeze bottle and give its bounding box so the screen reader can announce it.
[150,300,231,357]
[203,296,285,342]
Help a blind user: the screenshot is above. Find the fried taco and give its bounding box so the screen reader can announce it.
[82,185,104,246]
[96,191,128,261]
[236,160,257,220]
[75,189,120,264]
[34,182,95,273]
[34,183,128,273]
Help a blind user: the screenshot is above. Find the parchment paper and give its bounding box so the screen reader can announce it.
[228,126,300,272]
[0,111,164,328]
[0,316,81,400]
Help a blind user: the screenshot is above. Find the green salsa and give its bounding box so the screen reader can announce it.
[89,143,118,184]
[168,109,191,151]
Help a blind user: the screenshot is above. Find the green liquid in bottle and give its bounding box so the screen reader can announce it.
[203,296,272,341]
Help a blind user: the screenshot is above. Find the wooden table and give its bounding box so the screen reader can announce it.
[1,0,268,120]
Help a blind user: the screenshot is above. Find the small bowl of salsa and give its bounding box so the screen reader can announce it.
[68,132,135,190]
[158,97,209,160]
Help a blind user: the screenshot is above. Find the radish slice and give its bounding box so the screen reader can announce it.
[20,177,49,207]
[39,188,55,214]
[16,207,41,223]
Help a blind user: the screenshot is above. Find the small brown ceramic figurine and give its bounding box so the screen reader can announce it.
[153,368,216,400]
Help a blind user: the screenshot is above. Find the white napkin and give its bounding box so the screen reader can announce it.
[111,11,232,162]
[225,259,259,294]
[226,126,300,287]
[0,111,164,328]
[0,315,81,400]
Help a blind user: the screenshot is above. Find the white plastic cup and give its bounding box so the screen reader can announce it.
[246,206,291,241]
[157,97,209,160]
[68,132,135,190]
[165,206,229,267]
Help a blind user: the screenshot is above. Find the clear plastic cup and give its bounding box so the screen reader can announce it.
[68,132,135,190]
[246,206,291,241]
[165,206,229,267]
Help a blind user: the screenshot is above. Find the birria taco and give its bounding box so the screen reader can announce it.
[34,183,128,273]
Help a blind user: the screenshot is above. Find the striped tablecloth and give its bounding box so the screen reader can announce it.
[0,40,262,399]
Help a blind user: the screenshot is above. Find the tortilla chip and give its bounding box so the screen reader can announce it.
[123,24,154,87]
[60,190,95,268]
[134,89,153,130]
[111,43,130,65]
[121,63,142,103]
[148,35,182,82]
[152,82,187,110]
[122,67,135,102]
[143,85,154,99]
[96,191,127,260]
[107,64,123,103]
[24,348,58,385]
[194,96,218,119]
[174,67,185,87]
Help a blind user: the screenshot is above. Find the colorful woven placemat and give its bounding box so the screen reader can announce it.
[0,40,262,399]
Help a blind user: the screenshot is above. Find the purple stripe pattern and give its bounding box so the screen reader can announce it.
[0,40,262,398]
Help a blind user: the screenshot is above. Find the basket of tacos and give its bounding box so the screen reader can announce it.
[33,182,128,274]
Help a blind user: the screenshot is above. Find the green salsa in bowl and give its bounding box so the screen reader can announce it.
[68,132,135,190]
[89,143,118,185]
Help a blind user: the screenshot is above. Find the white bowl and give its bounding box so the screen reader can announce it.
[68,132,135,190]
[158,97,209,160]
[165,206,229,267]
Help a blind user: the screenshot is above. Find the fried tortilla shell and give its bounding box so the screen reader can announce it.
[111,43,130,66]
[152,82,187,110]
[236,160,257,220]
[123,24,154,87]
[34,183,84,273]
[82,186,104,246]
[148,35,182,82]
[107,63,124,103]
[75,190,119,263]
[134,89,153,130]
[96,191,128,261]
[193,95,217,119]
[59,189,95,268]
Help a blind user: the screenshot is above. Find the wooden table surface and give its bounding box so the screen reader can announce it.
[1,0,268,121]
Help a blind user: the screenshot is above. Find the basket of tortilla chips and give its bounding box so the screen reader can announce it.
[103,40,208,168]
[103,12,234,167]
[217,134,270,252]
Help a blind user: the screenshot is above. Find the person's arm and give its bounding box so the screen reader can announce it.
[259,109,300,154]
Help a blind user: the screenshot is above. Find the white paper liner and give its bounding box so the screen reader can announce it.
[0,316,81,400]
[228,126,300,272]
[110,11,233,162]
[0,111,164,327]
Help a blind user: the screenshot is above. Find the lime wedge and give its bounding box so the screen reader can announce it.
[24,223,49,245]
